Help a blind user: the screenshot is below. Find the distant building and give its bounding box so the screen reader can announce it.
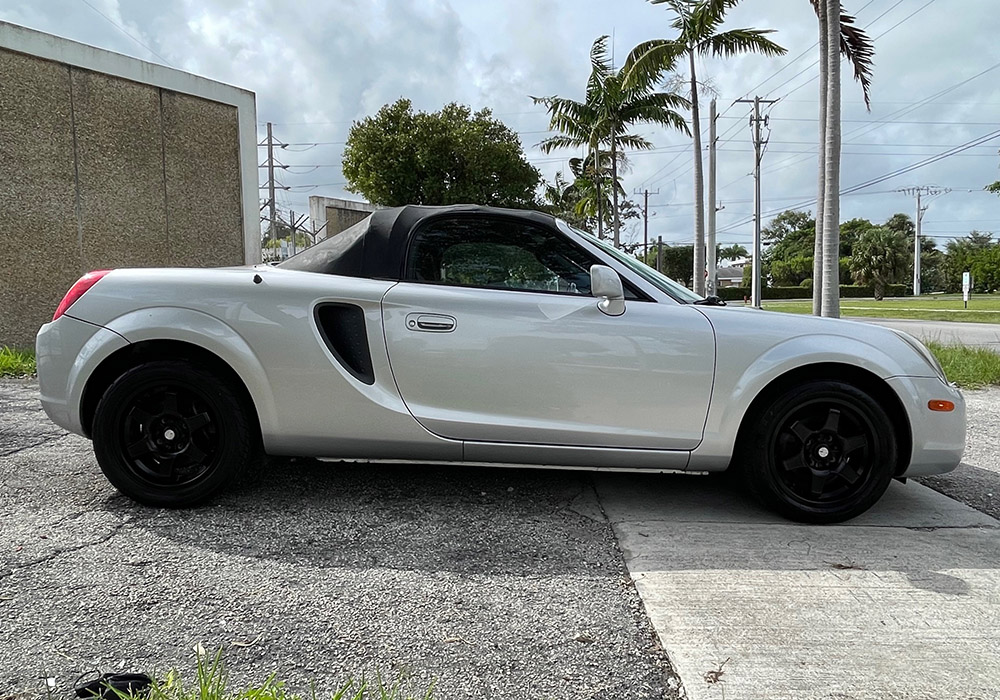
[308,196,377,240]
[717,265,745,288]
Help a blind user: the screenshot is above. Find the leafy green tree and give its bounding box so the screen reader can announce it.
[534,36,689,247]
[342,99,540,208]
[763,210,815,242]
[661,245,696,287]
[970,245,1000,293]
[627,0,786,295]
[919,238,945,293]
[882,213,947,292]
[771,256,813,286]
[944,231,998,292]
[760,210,815,284]
[643,244,694,286]
[837,217,873,258]
[849,226,907,300]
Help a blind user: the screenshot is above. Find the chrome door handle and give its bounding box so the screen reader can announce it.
[405,313,456,332]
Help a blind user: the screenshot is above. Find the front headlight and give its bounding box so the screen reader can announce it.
[893,330,948,382]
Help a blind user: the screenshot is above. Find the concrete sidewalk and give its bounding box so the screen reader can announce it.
[596,474,1000,700]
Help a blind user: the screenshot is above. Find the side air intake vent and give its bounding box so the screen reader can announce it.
[314,303,375,385]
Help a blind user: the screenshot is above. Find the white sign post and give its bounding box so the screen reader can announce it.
[962,271,971,308]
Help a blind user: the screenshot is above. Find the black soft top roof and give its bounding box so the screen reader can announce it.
[277,204,559,280]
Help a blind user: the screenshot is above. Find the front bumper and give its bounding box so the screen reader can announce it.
[887,375,966,477]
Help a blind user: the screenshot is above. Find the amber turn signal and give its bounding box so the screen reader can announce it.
[928,400,955,412]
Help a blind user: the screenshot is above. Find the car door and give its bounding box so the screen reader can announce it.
[380,214,716,451]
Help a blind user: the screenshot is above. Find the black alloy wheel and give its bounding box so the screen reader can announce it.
[92,361,256,507]
[744,380,897,523]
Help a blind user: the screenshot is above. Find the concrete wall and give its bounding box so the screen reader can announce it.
[308,196,377,240]
[0,22,257,349]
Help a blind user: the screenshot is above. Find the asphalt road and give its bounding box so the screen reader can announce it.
[0,379,677,700]
[849,317,1000,349]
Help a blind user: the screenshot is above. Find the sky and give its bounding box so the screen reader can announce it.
[3,0,1000,250]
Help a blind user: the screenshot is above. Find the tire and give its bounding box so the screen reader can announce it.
[742,380,897,524]
[91,360,257,507]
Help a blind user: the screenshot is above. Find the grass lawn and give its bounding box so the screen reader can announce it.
[0,347,35,377]
[927,341,1000,389]
[762,294,1000,324]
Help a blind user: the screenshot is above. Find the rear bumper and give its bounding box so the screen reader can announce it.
[888,375,966,477]
[36,315,128,436]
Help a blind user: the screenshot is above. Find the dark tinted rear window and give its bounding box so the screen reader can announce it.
[277,216,371,276]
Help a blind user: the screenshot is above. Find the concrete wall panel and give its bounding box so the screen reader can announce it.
[70,68,169,270]
[162,92,242,267]
[0,22,255,349]
[0,51,79,348]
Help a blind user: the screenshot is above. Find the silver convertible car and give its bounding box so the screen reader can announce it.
[36,205,965,522]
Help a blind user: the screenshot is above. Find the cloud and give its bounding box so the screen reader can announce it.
[1,0,998,245]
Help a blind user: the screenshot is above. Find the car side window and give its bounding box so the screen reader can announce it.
[407,217,599,295]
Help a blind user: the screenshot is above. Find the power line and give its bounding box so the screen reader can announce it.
[715,116,1000,126]
[716,128,1000,234]
[732,0,880,101]
[776,0,938,101]
[761,0,910,99]
[78,0,173,66]
[749,59,1000,182]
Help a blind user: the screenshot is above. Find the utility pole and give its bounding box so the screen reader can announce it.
[707,98,718,296]
[898,186,949,296]
[635,187,659,263]
[266,122,276,245]
[735,96,778,308]
[258,123,289,248]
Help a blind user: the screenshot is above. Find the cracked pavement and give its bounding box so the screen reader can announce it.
[4,377,998,700]
[0,379,678,699]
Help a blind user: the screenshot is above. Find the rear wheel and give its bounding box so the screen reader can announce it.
[92,361,256,507]
[743,380,897,523]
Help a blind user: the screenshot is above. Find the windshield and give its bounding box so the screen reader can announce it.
[562,222,703,303]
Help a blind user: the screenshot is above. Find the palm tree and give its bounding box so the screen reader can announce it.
[849,226,907,300]
[718,243,748,264]
[627,0,786,295]
[533,36,690,248]
[568,152,622,232]
[813,0,874,316]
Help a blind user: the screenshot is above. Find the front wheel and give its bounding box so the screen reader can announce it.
[743,380,897,523]
[92,361,257,507]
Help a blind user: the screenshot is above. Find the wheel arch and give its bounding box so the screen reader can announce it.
[731,362,912,477]
[80,339,263,442]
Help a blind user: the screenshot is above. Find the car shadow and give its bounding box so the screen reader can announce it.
[113,458,625,578]
[109,457,1000,581]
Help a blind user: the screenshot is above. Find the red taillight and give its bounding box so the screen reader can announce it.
[53,270,112,321]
